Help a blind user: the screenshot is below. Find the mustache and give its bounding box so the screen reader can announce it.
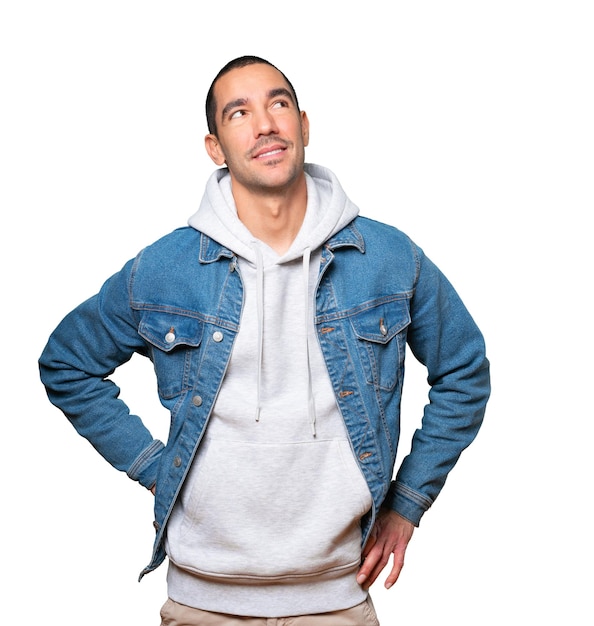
[248,136,291,157]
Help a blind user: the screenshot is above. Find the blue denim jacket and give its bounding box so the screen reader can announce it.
[39,216,490,578]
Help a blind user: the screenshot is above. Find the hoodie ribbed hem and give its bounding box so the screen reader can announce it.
[166,561,367,618]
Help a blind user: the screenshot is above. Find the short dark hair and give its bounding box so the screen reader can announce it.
[205,55,300,136]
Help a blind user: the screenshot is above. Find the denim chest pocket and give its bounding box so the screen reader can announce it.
[138,310,204,399]
[350,298,411,391]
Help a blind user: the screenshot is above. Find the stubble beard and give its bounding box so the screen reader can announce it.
[234,138,305,196]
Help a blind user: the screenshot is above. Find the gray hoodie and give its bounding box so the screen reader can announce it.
[165,164,373,617]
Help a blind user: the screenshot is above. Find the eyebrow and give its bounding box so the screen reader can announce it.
[221,98,247,121]
[220,87,295,122]
[268,87,294,103]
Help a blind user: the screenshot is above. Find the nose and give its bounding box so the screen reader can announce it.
[252,107,279,137]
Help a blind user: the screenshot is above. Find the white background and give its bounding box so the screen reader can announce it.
[1,1,592,624]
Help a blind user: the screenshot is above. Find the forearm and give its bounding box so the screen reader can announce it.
[39,262,163,487]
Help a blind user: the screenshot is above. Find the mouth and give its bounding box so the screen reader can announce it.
[251,142,288,160]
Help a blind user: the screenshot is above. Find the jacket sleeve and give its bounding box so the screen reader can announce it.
[38,258,164,489]
[384,245,491,525]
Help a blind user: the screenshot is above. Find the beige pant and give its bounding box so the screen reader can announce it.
[160,598,380,626]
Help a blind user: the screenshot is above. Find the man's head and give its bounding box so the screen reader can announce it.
[204,56,309,197]
[206,56,300,136]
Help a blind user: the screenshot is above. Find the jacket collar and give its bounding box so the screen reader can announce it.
[197,218,365,263]
[324,219,365,253]
[198,232,235,263]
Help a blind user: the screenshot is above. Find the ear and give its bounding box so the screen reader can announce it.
[205,134,226,166]
[300,111,310,147]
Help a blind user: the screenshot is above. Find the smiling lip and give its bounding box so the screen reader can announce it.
[252,143,287,159]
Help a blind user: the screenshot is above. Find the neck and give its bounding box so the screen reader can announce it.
[232,175,308,255]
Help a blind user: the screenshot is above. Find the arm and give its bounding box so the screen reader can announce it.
[39,258,164,489]
[387,246,491,525]
[361,246,490,588]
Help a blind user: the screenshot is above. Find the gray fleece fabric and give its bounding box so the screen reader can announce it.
[165,164,373,617]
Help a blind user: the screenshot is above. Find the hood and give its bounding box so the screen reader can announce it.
[187,163,360,263]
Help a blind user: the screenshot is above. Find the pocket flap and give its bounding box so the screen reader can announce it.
[350,298,411,344]
[139,310,204,351]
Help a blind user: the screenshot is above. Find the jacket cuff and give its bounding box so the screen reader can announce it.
[384,480,433,527]
[126,439,165,489]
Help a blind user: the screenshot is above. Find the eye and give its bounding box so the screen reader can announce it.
[230,109,246,120]
[271,100,289,109]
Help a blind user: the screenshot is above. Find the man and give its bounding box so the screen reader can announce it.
[39,56,490,624]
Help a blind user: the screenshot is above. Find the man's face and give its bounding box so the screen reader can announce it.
[205,63,309,195]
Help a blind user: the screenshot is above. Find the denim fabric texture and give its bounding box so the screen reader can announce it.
[39,216,490,579]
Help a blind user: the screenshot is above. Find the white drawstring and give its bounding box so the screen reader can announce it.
[252,243,317,437]
[302,247,317,437]
[254,244,264,423]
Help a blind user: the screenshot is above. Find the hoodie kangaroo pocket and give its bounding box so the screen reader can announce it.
[165,437,372,582]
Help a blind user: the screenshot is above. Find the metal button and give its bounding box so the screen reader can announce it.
[173,456,182,467]
[213,331,224,342]
[192,395,203,407]
[379,318,388,336]
[165,327,176,343]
